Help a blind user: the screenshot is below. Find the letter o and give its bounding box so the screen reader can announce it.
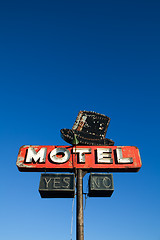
[49,148,70,163]
[103,177,111,188]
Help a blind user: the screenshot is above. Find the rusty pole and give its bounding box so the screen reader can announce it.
[76,169,84,240]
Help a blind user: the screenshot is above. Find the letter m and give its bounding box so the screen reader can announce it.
[25,147,47,163]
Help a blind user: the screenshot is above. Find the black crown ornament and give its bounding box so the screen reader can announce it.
[60,111,114,146]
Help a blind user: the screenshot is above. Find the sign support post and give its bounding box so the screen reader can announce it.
[76,169,84,240]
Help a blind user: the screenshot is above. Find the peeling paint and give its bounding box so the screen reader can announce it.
[16,157,33,168]
[17,162,33,168]
[22,145,31,148]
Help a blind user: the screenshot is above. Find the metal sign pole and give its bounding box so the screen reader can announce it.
[76,169,84,240]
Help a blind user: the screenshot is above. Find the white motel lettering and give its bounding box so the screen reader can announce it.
[25,147,133,164]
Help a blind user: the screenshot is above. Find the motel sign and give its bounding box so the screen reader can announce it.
[17,145,141,172]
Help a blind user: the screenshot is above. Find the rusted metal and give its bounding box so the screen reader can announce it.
[16,145,142,172]
[76,169,84,240]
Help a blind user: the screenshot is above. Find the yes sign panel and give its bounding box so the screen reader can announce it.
[17,145,142,172]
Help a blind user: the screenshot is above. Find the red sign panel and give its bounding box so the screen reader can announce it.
[17,145,142,172]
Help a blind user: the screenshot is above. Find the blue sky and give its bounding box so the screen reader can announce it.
[0,1,160,239]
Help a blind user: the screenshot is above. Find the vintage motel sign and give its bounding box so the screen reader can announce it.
[17,145,142,172]
[88,173,114,197]
[39,173,75,198]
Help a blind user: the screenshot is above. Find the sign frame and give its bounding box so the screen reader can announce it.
[39,173,75,198]
[17,145,142,172]
[88,173,114,197]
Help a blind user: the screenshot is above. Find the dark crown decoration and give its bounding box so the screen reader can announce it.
[60,110,114,146]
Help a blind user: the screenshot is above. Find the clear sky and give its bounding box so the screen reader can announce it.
[0,0,160,239]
